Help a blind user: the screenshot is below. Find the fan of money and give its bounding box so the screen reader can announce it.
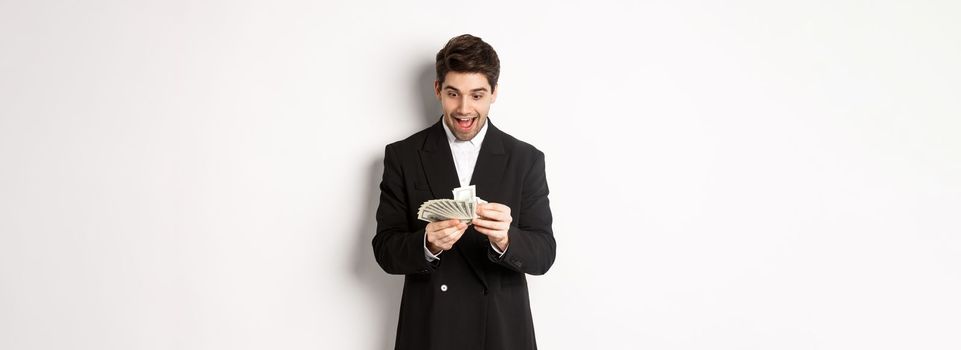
[417,185,488,223]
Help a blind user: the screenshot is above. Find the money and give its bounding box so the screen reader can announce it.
[417,185,486,223]
[452,185,475,201]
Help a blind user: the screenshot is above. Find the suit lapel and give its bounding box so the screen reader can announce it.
[418,121,460,200]
[469,121,508,201]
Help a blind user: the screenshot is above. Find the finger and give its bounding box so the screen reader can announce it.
[450,227,466,240]
[478,207,510,221]
[480,203,511,215]
[474,225,490,235]
[432,219,462,230]
[427,220,459,235]
[442,226,463,238]
[441,228,466,245]
[477,210,510,223]
[473,218,508,231]
[442,224,469,239]
[428,225,459,243]
[472,218,492,228]
[431,220,460,232]
[474,226,504,238]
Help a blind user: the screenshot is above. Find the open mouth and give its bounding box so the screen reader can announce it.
[453,116,477,130]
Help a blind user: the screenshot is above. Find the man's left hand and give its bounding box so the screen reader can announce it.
[473,203,512,251]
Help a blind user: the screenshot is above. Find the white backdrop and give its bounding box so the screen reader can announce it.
[2,1,959,349]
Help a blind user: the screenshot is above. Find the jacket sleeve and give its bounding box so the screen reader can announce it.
[488,150,556,275]
[372,144,438,275]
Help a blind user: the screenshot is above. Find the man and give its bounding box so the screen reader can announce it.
[373,34,556,350]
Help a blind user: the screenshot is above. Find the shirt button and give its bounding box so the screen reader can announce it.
[440,284,448,292]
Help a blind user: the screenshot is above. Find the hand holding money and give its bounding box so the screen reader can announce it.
[425,219,468,254]
[418,185,510,252]
[473,202,512,251]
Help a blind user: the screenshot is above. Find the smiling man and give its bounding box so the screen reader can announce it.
[373,34,556,350]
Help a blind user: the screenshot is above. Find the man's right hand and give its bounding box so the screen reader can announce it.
[426,219,468,255]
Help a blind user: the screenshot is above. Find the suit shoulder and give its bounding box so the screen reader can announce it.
[384,124,435,152]
[500,130,545,159]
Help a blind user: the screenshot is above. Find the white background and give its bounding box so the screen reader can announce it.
[2,1,959,349]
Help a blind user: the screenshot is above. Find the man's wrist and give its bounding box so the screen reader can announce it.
[423,232,442,261]
[493,237,508,252]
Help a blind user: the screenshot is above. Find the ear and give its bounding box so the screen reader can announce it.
[491,84,499,103]
[434,80,442,100]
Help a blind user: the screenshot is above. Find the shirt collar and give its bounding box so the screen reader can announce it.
[441,117,489,147]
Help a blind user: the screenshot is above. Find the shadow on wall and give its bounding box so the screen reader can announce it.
[351,62,438,349]
[418,62,441,125]
[352,158,402,350]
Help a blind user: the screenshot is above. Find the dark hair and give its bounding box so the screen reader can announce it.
[435,34,500,91]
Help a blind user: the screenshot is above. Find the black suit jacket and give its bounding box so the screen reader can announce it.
[373,119,556,350]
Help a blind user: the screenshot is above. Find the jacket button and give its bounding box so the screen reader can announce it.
[440,284,448,292]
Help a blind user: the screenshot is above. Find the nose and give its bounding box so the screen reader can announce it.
[456,95,471,115]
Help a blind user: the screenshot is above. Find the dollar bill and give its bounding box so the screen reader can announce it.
[452,185,475,202]
[418,185,486,223]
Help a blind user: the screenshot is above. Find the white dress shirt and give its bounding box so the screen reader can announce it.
[424,119,507,261]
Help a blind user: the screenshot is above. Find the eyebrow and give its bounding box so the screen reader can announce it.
[444,86,489,93]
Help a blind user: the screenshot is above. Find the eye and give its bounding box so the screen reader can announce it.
[472,95,482,100]
[447,92,457,97]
